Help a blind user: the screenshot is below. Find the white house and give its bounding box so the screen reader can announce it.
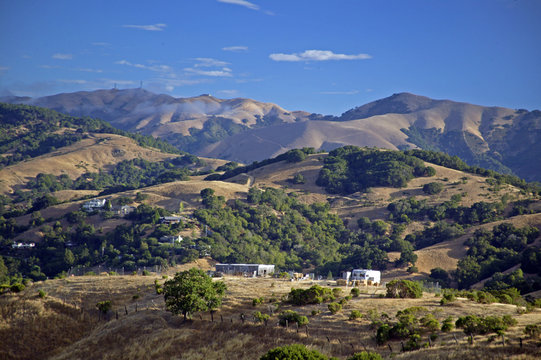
[215,264,275,277]
[159,235,183,244]
[82,199,106,212]
[350,269,381,284]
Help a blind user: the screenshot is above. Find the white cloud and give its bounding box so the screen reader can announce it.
[122,23,166,31]
[194,58,230,67]
[91,42,112,47]
[184,67,233,77]
[320,90,359,95]
[52,53,73,60]
[39,65,61,69]
[115,60,172,73]
[222,46,248,52]
[0,66,8,72]
[217,0,259,10]
[218,89,239,97]
[269,50,372,62]
[76,68,103,73]
[59,79,88,84]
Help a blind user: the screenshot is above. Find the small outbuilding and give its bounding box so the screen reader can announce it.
[215,263,275,277]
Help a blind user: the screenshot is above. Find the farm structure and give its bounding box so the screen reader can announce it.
[215,263,275,277]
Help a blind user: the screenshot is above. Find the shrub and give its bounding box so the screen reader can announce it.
[142,270,150,276]
[524,324,541,338]
[260,344,329,360]
[455,315,517,335]
[441,317,454,332]
[10,283,25,293]
[252,297,264,306]
[423,182,444,195]
[386,280,423,299]
[279,310,308,327]
[420,314,440,332]
[96,300,112,314]
[350,287,360,297]
[440,292,456,306]
[38,289,47,298]
[347,351,383,360]
[349,310,362,320]
[376,324,391,345]
[287,285,333,305]
[253,311,270,323]
[404,333,422,351]
[328,302,342,314]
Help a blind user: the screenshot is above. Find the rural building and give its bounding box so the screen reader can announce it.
[82,199,106,212]
[159,235,183,244]
[159,216,182,224]
[116,205,135,216]
[12,242,35,249]
[215,263,275,276]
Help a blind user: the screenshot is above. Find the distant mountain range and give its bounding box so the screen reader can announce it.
[3,89,541,181]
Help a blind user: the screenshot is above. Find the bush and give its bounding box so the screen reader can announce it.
[386,280,423,299]
[96,300,112,314]
[10,283,25,293]
[287,285,333,305]
[38,289,47,298]
[279,310,309,327]
[423,182,444,195]
[455,314,517,335]
[253,311,270,323]
[420,314,440,332]
[347,351,383,360]
[376,324,391,345]
[524,324,541,338]
[350,287,360,297]
[252,297,264,306]
[260,344,329,360]
[440,292,456,305]
[328,302,342,314]
[441,317,454,332]
[349,310,362,320]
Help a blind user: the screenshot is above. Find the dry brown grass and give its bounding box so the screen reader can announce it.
[3,275,540,360]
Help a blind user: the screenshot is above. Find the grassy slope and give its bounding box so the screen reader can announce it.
[2,274,540,360]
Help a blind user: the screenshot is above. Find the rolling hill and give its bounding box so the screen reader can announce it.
[5,90,541,182]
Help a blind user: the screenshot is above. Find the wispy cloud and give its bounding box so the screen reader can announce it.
[320,90,359,95]
[184,67,233,77]
[270,50,372,62]
[75,68,103,73]
[0,66,9,72]
[115,59,172,73]
[122,23,166,31]
[217,0,259,10]
[39,65,61,69]
[59,79,89,84]
[91,42,112,47]
[222,46,249,52]
[218,89,239,97]
[52,53,73,60]
[194,58,230,67]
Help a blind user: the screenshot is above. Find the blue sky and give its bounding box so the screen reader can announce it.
[1,0,540,115]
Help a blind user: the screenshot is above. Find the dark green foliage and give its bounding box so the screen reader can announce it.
[327,302,342,314]
[441,317,454,332]
[455,314,517,335]
[420,314,440,332]
[347,351,383,360]
[386,280,423,298]
[291,173,306,184]
[253,311,270,323]
[38,289,47,298]
[317,146,433,194]
[286,149,307,163]
[287,285,333,306]
[456,223,539,288]
[423,182,444,194]
[260,344,328,360]
[430,267,450,288]
[252,297,264,306]
[279,310,309,327]
[163,268,226,320]
[215,161,239,172]
[10,283,25,293]
[524,324,541,339]
[376,323,391,345]
[350,287,360,297]
[96,300,112,314]
[349,310,362,320]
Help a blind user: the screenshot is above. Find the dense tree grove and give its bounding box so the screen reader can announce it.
[316,146,435,194]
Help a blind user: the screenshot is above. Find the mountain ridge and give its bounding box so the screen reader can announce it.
[4,89,541,181]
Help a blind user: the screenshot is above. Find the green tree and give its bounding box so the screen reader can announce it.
[260,344,329,360]
[423,182,444,195]
[163,268,226,320]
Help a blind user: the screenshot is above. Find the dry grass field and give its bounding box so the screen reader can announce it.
[2,270,540,360]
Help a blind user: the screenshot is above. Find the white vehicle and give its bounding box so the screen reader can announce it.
[351,269,381,284]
